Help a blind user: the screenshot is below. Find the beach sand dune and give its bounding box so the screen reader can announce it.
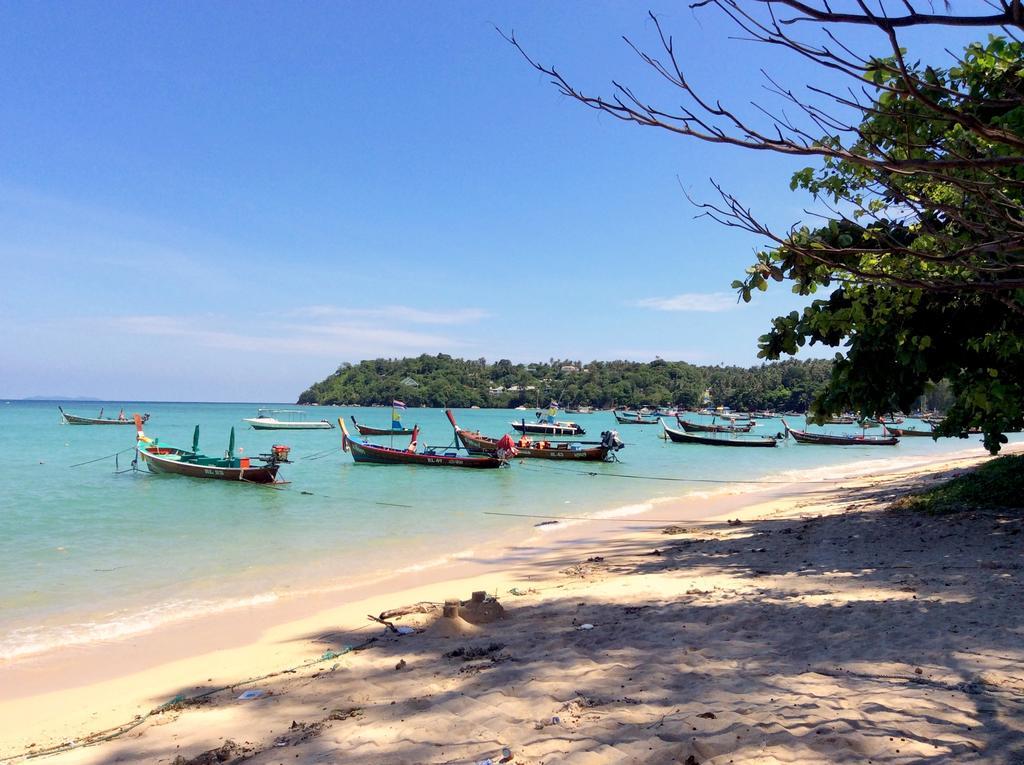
[6,454,1023,764]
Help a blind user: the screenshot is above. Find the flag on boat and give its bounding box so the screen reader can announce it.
[392,400,406,409]
[547,402,558,424]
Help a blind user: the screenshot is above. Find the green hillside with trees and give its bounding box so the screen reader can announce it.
[298,355,841,411]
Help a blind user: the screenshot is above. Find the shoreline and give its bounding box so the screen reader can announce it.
[0,444,1016,760]
[3,439,988,665]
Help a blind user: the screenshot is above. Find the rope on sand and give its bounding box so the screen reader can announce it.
[0,638,379,764]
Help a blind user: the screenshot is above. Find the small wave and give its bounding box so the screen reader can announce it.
[0,592,280,662]
[764,444,986,486]
[529,480,756,533]
[391,547,477,574]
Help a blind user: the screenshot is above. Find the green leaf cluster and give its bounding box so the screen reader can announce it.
[739,37,1024,452]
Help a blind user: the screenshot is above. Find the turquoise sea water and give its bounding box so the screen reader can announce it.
[0,400,1011,661]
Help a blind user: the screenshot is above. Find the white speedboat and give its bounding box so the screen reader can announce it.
[243,409,334,430]
[510,418,585,436]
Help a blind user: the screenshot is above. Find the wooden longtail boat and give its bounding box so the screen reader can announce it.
[243,409,333,430]
[350,416,415,437]
[662,420,778,447]
[675,416,753,434]
[613,410,659,425]
[922,418,984,434]
[446,410,622,461]
[888,426,935,437]
[338,418,504,468]
[510,418,585,437]
[782,419,899,446]
[134,417,288,483]
[60,406,149,426]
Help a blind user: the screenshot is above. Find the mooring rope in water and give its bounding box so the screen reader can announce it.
[304,452,340,461]
[234,480,414,508]
[240,477,291,490]
[515,462,844,485]
[293,488,414,508]
[67,447,136,469]
[300,445,340,461]
[113,467,150,476]
[0,637,379,764]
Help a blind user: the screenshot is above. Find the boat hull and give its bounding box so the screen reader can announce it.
[139,449,281,483]
[663,422,777,447]
[347,439,503,468]
[676,417,753,433]
[351,417,415,436]
[613,411,659,425]
[455,429,610,461]
[59,407,148,425]
[888,427,935,437]
[783,420,898,446]
[510,421,585,436]
[244,418,333,430]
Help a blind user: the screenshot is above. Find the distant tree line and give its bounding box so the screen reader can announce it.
[297,355,840,411]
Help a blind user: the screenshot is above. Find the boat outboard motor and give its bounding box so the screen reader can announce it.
[600,429,625,454]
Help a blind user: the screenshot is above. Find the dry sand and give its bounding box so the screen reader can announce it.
[2,448,1022,764]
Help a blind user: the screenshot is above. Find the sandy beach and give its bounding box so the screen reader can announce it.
[2,446,1022,765]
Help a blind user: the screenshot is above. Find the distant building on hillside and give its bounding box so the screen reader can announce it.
[401,376,420,388]
[560,365,579,373]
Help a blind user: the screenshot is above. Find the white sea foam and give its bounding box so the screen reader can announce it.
[532,443,991,538]
[762,444,987,486]
[0,592,280,662]
[391,546,477,574]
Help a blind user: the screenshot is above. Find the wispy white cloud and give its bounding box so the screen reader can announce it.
[290,305,489,325]
[634,292,738,312]
[97,314,467,357]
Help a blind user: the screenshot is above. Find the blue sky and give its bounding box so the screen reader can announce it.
[0,2,982,400]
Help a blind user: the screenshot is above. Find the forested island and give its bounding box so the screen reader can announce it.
[297,355,953,411]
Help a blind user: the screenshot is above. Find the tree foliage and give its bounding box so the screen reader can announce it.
[507,1,1024,451]
[297,354,834,412]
